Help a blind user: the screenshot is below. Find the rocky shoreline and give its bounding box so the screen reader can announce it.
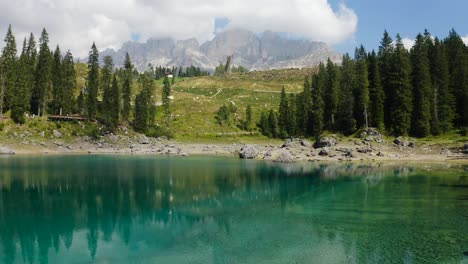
[1,129,468,163]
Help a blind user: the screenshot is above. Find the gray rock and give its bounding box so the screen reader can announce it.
[377,151,385,157]
[440,149,452,156]
[314,137,337,149]
[300,139,311,147]
[139,135,150,144]
[40,142,47,147]
[274,152,295,163]
[0,146,15,155]
[53,130,62,138]
[239,145,258,159]
[13,132,18,137]
[393,136,406,146]
[319,148,329,156]
[344,150,355,158]
[40,131,45,137]
[408,142,415,148]
[282,138,293,148]
[464,144,468,150]
[357,147,372,153]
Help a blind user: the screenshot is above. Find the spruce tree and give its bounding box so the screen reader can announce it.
[86,42,99,119]
[0,25,17,115]
[368,51,385,130]
[278,87,289,137]
[101,55,114,124]
[410,34,432,137]
[11,39,27,123]
[354,45,370,128]
[24,33,37,112]
[287,94,297,136]
[388,35,413,136]
[109,74,120,130]
[378,30,394,128]
[51,45,63,114]
[32,28,52,116]
[444,29,468,127]
[244,105,253,131]
[162,76,171,126]
[323,59,339,130]
[122,52,132,122]
[259,111,271,137]
[268,109,279,138]
[336,54,356,135]
[430,38,453,133]
[310,63,326,138]
[61,50,76,115]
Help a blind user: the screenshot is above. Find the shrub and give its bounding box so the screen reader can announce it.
[146,126,174,139]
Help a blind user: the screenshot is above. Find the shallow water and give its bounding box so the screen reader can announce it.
[0,155,467,264]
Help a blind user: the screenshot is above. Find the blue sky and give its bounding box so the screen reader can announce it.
[330,0,468,54]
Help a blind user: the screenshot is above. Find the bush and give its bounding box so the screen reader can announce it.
[460,127,468,136]
[146,126,174,139]
[85,123,101,140]
[0,122,4,132]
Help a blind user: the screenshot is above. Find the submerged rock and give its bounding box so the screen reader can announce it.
[0,146,15,155]
[274,152,295,163]
[239,145,258,159]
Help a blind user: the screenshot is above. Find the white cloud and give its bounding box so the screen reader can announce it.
[401,38,415,50]
[462,35,468,45]
[0,0,358,58]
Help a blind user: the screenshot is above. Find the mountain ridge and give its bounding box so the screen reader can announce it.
[99,28,342,71]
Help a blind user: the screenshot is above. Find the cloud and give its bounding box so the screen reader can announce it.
[0,0,358,58]
[401,38,415,50]
[462,35,468,45]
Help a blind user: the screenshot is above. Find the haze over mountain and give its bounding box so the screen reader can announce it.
[99,29,342,71]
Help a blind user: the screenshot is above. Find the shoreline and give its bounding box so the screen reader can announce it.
[2,137,467,163]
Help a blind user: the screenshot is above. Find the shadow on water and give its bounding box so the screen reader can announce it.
[0,156,467,263]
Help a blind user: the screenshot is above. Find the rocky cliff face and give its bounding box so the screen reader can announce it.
[99,29,341,71]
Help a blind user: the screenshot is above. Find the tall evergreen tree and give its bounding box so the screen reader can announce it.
[259,111,271,137]
[429,38,453,133]
[0,25,17,115]
[354,45,370,128]
[162,76,171,126]
[444,29,468,127]
[268,109,279,138]
[11,38,27,123]
[410,33,432,137]
[336,54,356,135]
[32,28,52,116]
[287,94,297,136]
[310,63,326,137]
[244,105,253,131]
[122,52,132,122]
[108,74,120,130]
[24,33,37,112]
[302,76,313,135]
[101,55,114,124]
[323,58,339,130]
[86,42,99,119]
[368,51,385,130]
[278,87,289,137]
[61,50,76,115]
[133,74,153,133]
[51,45,63,114]
[378,30,394,128]
[388,35,413,135]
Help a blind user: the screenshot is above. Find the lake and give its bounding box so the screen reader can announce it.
[0,155,467,264]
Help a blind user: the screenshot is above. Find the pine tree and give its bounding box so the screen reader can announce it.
[122,52,132,122]
[101,55,114,124]
[11,38,27,123]
[310,63,326,137]
[336,54,356,135]
[278,87,289,137]
[287,94,297,136]
[367,51,385,130]
[1,25,17,115]
[61,50,76,115]
[24,33,37,113]
[268,109,279,138]
[323,58,339,130]
[444,29,468,127]
[259,111,271,137]
[302,76,313,135]
[109,74,120,130]
[354,45,370,128]
[244,105,253,131]
[51,45,63,114]
[378,30,394,129]
[32,28,52,116]
[86,42,99,119]
[388,35,413,136]
[134,74,153,133]
[429,38,453,133]
[162,76,171,126]
[410,34,432,137]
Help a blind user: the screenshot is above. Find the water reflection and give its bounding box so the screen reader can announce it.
[0,156,467,264]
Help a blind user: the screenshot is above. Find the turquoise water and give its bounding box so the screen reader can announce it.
[0,155,467,264]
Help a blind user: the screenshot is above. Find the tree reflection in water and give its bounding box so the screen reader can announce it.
[0,156,466,264]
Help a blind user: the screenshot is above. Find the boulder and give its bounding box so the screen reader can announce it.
[139,135,149,144]
[393,136,406,146]
[440,149,452,156]
[53,130,62,138]
[0,146,15,155]
[239,145,258,159]
[344,150,355,158]
[357,147,372,153]
[464,143,468,150]
[274,152,295,163]
[408,142,415,148]
[319,148,329,156]
[282,138,293,148]
[314,137,337,149]
[300,139,311,147]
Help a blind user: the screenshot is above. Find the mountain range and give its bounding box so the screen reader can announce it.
[99,29,342,71]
